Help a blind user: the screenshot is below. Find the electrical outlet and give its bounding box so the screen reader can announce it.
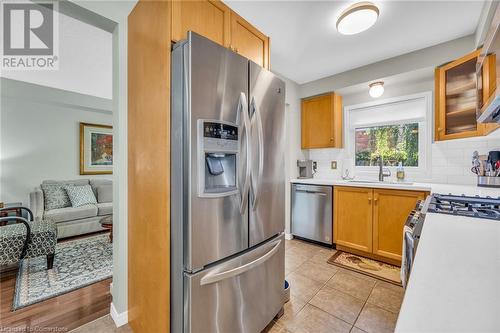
[331,161,337,170]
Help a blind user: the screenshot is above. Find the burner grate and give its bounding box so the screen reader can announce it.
[428,194,500,221]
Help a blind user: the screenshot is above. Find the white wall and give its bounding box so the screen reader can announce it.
[1,10,113,99]
[279,74,307,235]
[68,0,137,319]
[0,78,112,205]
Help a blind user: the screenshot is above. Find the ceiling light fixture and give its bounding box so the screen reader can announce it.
[369,81,384,98]
[336,2,379,35]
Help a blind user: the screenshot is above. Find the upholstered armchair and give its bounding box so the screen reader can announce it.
[0,207,57,270]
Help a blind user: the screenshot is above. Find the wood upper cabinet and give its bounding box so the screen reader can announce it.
[229,11,269,69]
[301,93,343,149]
[334,186,373,253]
[480,54,499,136]
[372,189,426,261]
[171,0,270,69]
[171,0,231,46]
[435,49,498,141]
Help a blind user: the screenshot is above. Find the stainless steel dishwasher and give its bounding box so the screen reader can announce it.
[291,184,333,245]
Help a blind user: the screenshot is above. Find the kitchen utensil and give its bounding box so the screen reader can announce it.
[488,150,500,167]
[471,151,481,175]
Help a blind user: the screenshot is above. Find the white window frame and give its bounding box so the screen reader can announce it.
[344,91,433,179]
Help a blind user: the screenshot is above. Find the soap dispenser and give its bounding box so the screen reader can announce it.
[396,162,405,181]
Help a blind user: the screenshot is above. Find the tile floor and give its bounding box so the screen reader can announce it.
[264,238,404,333]
[72,238,404,333]
[69,315,132,333]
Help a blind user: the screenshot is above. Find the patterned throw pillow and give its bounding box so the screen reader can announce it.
[41,183,72,211]
[65,185,97,207]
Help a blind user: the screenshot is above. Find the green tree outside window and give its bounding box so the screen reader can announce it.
[355,123,419,167]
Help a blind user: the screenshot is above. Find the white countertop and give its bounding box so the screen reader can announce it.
[292,177,500,331]
[395,213,500,332]
[291,178,500,197]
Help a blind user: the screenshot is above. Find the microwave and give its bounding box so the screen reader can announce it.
[477,6,500,124]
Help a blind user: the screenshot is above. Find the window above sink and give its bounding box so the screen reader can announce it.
[355,123,419,167]
[345,92,432,178]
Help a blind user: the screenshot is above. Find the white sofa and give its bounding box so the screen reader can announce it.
[30,179,112,239]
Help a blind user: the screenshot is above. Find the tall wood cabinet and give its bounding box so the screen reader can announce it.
[301,92,343,149]
[171,0,270,69]
[334,186,428,265]
[435,49,498,141]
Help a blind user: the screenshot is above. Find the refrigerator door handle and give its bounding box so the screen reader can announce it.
[250,96,264,211]
[239,92,251,214]
[200,239,281,285]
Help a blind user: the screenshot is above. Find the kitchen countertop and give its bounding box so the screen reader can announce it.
[291,178,500,196]
[395,213,500,332]
[292,177,500,331]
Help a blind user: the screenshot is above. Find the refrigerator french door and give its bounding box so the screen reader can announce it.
[171,32,286,333]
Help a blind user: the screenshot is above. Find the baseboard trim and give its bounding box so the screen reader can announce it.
[285,233,293,240]
[110,302,128,327]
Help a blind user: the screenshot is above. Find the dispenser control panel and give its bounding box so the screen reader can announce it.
[200,120,239,152]
[203,122,238,141]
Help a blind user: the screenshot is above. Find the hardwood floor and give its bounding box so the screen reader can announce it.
[0,232,113,332]
[0,272,112,332]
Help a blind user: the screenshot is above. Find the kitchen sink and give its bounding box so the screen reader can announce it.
[347,180,414,185]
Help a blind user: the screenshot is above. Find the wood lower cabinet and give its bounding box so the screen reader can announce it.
[171,0,270,69]
[229,11,269,69]
[171,0,230,46]
[372,189,426,261]
[334,186,429,265]
[301,93,343,149]
[334,187,373,253]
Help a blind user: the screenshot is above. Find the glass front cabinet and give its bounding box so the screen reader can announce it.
[435,49,498,141]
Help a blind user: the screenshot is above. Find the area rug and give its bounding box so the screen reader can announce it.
[13,234,112,310]
[328,251,401,286]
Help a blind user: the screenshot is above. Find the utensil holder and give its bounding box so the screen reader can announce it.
[477,176,500,188]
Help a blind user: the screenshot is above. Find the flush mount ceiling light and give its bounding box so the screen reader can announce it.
[336,2,379,35]
[369,81,384,98]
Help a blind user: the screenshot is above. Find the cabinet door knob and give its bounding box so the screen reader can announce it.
[368,198,372,203]
[330,138,334,142]
[438,127,443,132]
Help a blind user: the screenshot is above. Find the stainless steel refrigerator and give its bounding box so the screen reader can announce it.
[171,32,286,333]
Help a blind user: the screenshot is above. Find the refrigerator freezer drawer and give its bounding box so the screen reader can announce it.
[291,184,333,245]
[185,234,285,333]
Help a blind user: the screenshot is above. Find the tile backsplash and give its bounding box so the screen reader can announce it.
[430,135,500,185]
[308,131,500,185]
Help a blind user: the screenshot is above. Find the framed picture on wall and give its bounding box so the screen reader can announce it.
[80,122,113,175]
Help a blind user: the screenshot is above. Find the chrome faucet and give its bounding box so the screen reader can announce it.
[378,156,391,182]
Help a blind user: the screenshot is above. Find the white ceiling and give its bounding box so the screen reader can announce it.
[227,1,484,84]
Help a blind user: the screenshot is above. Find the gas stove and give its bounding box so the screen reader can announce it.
[427,194,500,221]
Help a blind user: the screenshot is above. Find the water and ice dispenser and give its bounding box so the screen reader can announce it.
[197,120,239,197]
